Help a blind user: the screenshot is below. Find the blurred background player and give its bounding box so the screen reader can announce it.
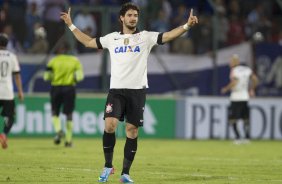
[0,34,24,149]
[60,2,198,183]
[27,25,49,54]
[221,54,258,144]
[43,42,84,147]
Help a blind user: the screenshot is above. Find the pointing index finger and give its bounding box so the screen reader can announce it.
[190,8,193,17]
[68,7,71,15]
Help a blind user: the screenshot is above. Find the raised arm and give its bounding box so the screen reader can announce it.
[162,9,198,43]
[60,8,98,48]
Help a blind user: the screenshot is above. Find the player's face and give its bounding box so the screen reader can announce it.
[121,9,138,30]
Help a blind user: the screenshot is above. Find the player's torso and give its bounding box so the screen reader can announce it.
[106,32,153,89]
[0,50,16,99]
[231,65,252,101]
[51,55,77,85]
[107,32,150,64]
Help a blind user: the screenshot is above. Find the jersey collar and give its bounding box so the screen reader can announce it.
[120,28,140,35]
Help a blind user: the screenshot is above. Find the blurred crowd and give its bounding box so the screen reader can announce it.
[0,0,281,55]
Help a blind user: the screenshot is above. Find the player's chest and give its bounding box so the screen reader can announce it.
[110,34,146,54]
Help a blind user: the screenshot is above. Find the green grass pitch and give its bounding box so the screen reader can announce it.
[0,138,282,184]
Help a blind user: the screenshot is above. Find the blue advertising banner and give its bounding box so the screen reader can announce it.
[18,42,252,95]
[255,43,282,96]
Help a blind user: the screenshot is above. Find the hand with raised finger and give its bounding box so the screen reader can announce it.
[187,9,199,27]
[60,7,73,26]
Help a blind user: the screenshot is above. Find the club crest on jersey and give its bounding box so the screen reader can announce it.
[124,38,129,45]
[114,45,140,53]
[106,103,113,113]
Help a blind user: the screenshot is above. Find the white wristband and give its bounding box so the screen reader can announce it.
[68,24,77,32]
[183,23,190,31]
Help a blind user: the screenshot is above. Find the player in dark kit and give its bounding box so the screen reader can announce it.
[0,34,24,149]
[60,3,198,183]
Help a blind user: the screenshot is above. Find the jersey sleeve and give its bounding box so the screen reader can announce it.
[230,68,238,80]
[43,59,54,81]
[96,33,112,49]
[248,67,253,76]
[12,54,20,73]
[46,58,54,68]
[146,31,164,48]
[74,57,84,82]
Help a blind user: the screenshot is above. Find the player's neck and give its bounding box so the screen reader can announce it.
[122,26,137,34]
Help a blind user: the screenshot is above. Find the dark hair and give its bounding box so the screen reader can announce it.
[0,34,8,47]
[119,3,139,17]
[55,41,70,54]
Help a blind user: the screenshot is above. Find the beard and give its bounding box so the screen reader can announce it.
[125,22,137,30]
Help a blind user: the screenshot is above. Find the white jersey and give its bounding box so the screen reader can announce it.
[0,50,20,100]
[230,65,252,101]
[97,30,161,89]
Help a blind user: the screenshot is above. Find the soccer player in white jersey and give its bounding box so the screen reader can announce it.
[221,54,258,144]
[60,3,198,183]
[0,34,24,149]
